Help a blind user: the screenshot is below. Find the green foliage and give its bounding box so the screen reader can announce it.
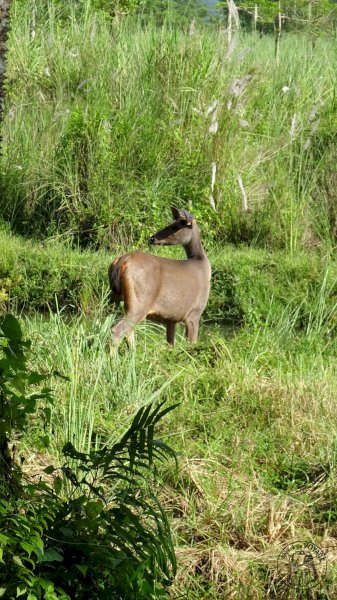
[18,309,337,599]
[0,314,53,488]
[92,0,146,14]
[1,228,336,334]
[234,0,337,28]
[0,315,177,599]
[0,228,110,312]
[210,249,337,335]
[51,0,146,17]
[142,0,209,23]
[1,0,337,250]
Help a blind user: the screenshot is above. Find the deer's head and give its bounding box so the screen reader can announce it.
[149,206,196,247]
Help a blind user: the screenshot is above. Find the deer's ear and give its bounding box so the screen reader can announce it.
[170,206,183,220]
[182,209,195,227]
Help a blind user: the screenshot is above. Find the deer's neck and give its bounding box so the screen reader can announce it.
[184,227,208,260]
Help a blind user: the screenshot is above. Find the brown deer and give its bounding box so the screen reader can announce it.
[108,206,211,346]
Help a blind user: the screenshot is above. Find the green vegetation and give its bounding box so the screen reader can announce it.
[1,0,337,597]
[1,0,337,250]
[15,309,337,598]
[1,227,336,334]
[0,315,176,599]
[233,0,337,28]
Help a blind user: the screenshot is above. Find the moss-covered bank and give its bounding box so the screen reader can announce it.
[1,229,336,334]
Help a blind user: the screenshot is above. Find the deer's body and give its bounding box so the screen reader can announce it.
[109,207,211,345]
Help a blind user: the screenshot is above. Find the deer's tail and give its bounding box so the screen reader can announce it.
[108,259,123,299]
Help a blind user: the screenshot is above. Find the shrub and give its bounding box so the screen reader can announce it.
[0,314,177,599]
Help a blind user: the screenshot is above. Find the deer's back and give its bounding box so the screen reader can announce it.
[109,250,211,322]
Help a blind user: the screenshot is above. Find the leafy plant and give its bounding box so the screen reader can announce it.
[0,314,53,490]
[0,315,177,599]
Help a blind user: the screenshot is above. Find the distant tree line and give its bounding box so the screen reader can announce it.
[82,0,210,21]
[88,0,337,30]
[223,0,337,33]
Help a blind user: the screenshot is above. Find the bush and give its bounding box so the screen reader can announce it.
[0,314,177,599]
[0,227,110,312]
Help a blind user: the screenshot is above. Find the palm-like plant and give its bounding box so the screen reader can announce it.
[46,400,178,599]
[0,315,177,599]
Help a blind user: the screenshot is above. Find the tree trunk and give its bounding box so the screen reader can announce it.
[308,0,315,56]
[0,0,12,487]
[275,1,282,67]
[0,0,12,123]
[253,4,258,33]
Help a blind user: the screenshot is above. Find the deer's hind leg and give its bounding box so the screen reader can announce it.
[112,317,135,345]
[111,265,151,347]
[166,321,176,346]
[111,307,150,346]
[185,312,201,343]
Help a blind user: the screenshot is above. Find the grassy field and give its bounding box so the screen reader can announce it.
[1,226,336,330]
[1,0,337,597]
[1,0,337,251]
[20,310,337,598]
[1,225,336,596]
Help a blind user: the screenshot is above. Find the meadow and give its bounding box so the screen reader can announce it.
[0,0,337,598]
[16,307,335,598]
[1,0,337,251]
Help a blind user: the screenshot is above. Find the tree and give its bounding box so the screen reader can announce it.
[233,0,337,32]
[0,0,12,123]
[222,0,337,63]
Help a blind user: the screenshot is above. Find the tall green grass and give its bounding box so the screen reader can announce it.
[20,311,337,598]
[1,2,337,595]
[26,311,176,457]
[1,0,337,250]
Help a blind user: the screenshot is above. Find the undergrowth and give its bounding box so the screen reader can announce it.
[0,0,337,251]
[0,315,177,599]
[17,310,337,599]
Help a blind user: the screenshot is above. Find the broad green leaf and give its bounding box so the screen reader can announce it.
[43,465,56,475]
[10,375,26,395]
[31,535,44,552]
[0,533,9,545]
[20,541,35,557]
[13,555,24,567]
[36,547,63,563]
[16,586,27,597]
[37,580,54,592]
[1,315,22,341]
[28,372,48,385]
[75,564,88,576]
[85,500,104,519]
[0,588,7,597]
